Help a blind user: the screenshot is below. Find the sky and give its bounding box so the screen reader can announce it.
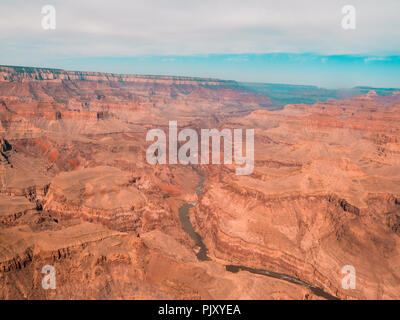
[0,0,399,88]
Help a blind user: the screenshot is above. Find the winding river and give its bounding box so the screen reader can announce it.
[178,168,210,261]
[178,168,339,300]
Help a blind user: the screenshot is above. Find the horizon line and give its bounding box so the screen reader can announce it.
[2,63,399,91]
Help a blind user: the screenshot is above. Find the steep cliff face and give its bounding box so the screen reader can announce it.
[189,94,400,299]
[0,65,271,139]
[1,65,400,299]
[0,65,234,85]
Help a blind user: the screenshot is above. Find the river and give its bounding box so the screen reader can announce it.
[177,167,339,300]
[178,168,210,261]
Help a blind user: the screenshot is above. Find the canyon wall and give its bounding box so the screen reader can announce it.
[1,65,400,299]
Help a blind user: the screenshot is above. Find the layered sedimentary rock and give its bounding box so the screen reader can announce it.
[0,65,399,299]
[192,92,400,299]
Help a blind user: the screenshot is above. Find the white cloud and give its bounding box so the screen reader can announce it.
[0,0,399,64]
[364,57,391,63]
[161,58,176,62]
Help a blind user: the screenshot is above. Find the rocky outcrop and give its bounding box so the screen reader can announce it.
[0,138,11,153]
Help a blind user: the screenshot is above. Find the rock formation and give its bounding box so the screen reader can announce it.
[0,65,399,299]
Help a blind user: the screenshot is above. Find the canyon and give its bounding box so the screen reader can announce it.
[0,65,400,299]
